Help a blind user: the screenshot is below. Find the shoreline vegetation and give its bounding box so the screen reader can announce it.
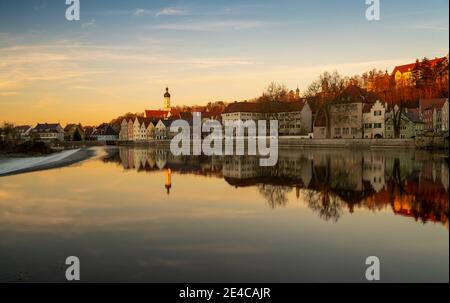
[0,141,55,157]
[0,148,95,177]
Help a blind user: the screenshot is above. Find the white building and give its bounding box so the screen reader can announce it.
[441,99,449,131]
[32,123,65,142]
[14,125,33,141]
[119,119,129,141]
[363,100,386,139]
[221,100,313,136]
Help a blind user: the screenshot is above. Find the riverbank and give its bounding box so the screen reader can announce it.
[0,148,96,177]
[118,138,427,149]
[278,138,418,149]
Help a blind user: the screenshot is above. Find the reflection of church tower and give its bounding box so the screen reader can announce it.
[164,87,171,111]
[165,168,172,195]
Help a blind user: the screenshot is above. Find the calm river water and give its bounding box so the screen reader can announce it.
[0,147,448,282]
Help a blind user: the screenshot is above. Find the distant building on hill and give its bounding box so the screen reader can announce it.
[391,55,448,87]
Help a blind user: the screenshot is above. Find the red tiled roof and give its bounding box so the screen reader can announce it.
[419,98,447,112]
[145,110,170,119]
[392,62,416,75]
[392,57,445,75]
[363,102,374,114]
[334,85,379,104]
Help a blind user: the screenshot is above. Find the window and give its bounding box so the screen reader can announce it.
[351,128,358,135]
[365,123,372,129]
[343,128,349,135]
[335,128,341,136]
[374,123,382,129]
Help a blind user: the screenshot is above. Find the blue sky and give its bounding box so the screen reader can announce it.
[0,0,448,125]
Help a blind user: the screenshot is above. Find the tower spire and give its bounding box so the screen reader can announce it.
[163,86,171,110]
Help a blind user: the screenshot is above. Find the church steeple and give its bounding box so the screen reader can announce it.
[163,87,171,110]
[295,86,300,98]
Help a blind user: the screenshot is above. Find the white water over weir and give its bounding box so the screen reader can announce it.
[0,149,81,176]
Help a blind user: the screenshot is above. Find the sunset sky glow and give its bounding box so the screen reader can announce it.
[0,0,448,125]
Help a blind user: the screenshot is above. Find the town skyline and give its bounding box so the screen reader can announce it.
[1,0,449,125]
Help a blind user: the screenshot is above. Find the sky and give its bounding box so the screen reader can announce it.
[0,0,449,126]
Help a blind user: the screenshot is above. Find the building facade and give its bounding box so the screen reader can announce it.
[221,100,313,136]
[385,112,423,139]
[14,125,32,141]
[363,100,386,139]
[32,123,65,142]
[442,99,449,131]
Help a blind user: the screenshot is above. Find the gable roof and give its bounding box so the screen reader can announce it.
[34,123,62,133]
[419,98,447,112]
[392,62,416,75]
[363,102,374,114]
[404,112,423,123]
[64,123,83,132]
[103,125,118,136]
[14,125,32,132]
[145,109,181,120]
[156,119,174,128]
[333,85,379,104]
[223,100,307,114]
[392,57,446,75]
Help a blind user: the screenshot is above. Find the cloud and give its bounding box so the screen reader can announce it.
[134,8,153,16]
[81,19,96,29]
[155,7,188,17]
[134,7,188,17]
[152,20,274,31]
[411,24,449,31]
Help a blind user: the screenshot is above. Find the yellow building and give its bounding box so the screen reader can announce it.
[392,55,448,87]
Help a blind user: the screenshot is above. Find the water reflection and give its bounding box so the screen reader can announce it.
[106,147,449,228]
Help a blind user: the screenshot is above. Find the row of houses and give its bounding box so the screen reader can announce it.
[312,86,449,139]
[12,123,118,143]
[119,86,448,143]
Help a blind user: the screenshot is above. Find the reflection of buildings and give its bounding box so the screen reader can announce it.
[106,147,449,227]
[362,153,385,192]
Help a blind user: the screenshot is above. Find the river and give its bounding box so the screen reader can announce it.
[0,147,448,282]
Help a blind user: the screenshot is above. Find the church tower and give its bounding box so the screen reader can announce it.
[296,86,300,99]
[163,87,171,110]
